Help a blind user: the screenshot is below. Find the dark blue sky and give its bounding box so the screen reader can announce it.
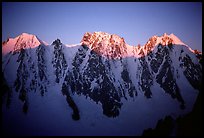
[2,2,202,51]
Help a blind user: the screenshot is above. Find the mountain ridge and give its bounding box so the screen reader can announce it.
[2,31,202,135]
[2,32,201,58]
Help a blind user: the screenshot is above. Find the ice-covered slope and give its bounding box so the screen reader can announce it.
[2,32,202,136]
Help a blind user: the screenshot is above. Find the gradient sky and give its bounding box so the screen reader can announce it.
[2,2,202,51]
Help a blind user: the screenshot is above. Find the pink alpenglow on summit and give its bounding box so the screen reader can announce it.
[80,32,194,59]
[2,31,202,136]
[2,33,48,55]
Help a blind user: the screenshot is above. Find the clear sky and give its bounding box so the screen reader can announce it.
[2,2,202,51]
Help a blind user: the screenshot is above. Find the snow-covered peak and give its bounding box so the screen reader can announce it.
[158,33,187,46]
[81,32,193,59]
[2,33,46,55]
[81,32,125,48]
[21,32,32,37]
[81,31,128,59]
[143,33,187,51]
[15,32,41,47]
[168,33,187,46]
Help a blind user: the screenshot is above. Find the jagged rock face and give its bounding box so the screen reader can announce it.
[144,36,158,54]
[52,39,68,83]
[143,33,175,56]
[63,46,122,117]
[2,32,202,119]
[161,33,173,46]
[150,45,185,108]
[138,56,153,98]
[36,45,49,96]
[13,44,50,114]
[180,53,202,90]
[81,32,127,59]
[121,61,137,98]
[14,48,31,113]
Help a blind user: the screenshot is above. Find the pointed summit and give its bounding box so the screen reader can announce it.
[169,33,186,46]
[52,38,62,45]
[21,32,32,36]
[144,33,187,47]
[2,33,47,55]
[13,33,42,53]
[161,33,187,46]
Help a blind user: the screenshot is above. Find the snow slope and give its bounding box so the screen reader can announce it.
[2,32,202,136]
